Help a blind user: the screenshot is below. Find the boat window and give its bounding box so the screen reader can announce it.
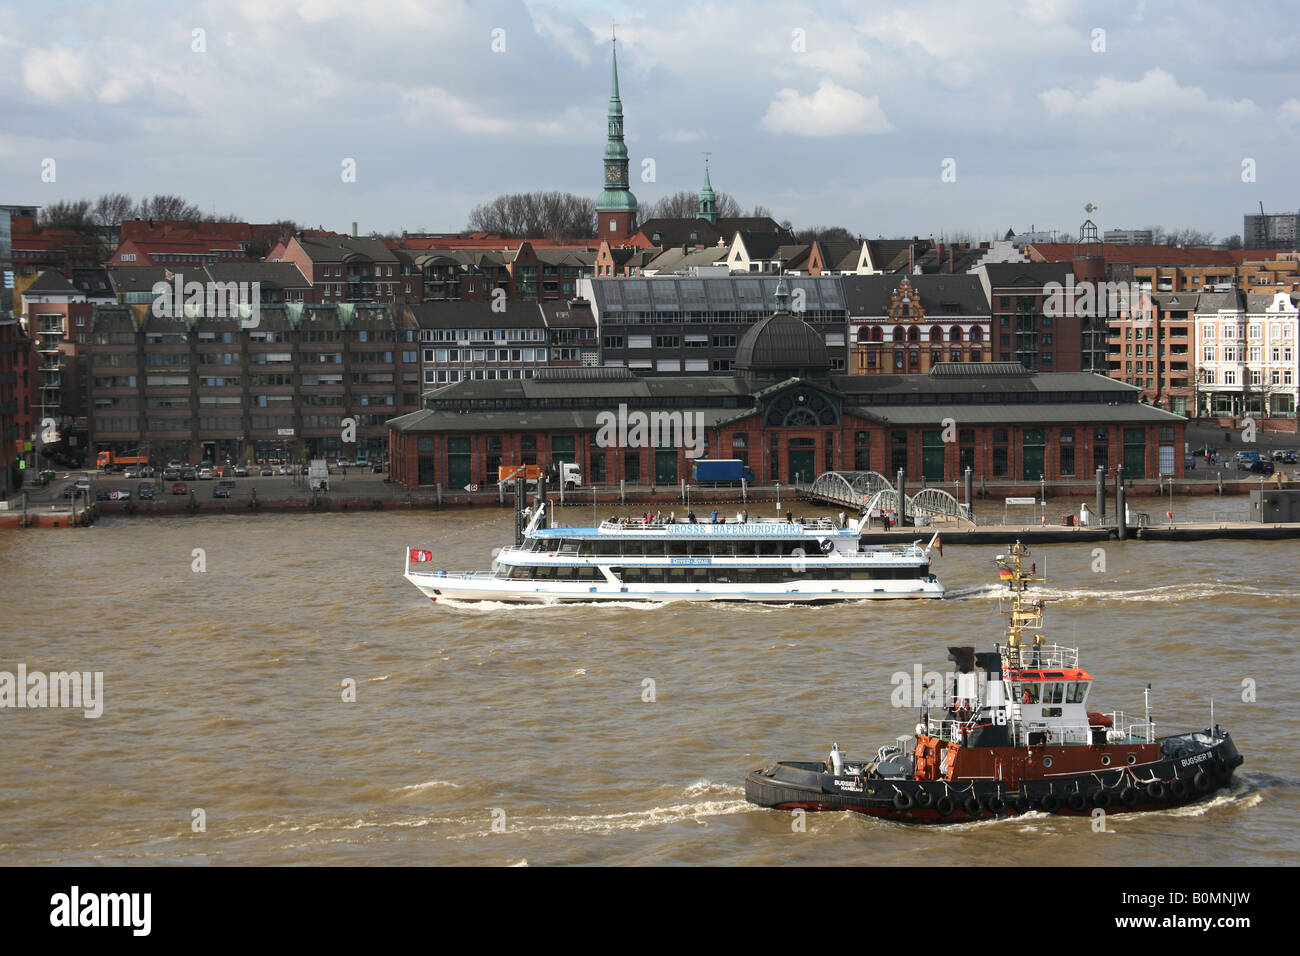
[1044,682,1065,704]
[622,540,645,557]
[1066,681,1089,704]
[622,567,643,583]
[714,541,735,557]
[666,541,689,556]
[645,540,665,556]
[758,568,780,583]
[575,566,599,581]
[533,566,555,579]
[667,569,688,585]
[596,540,622,556]
[735,569,759,584]
[557,540,580,555]
[712,569,732,583]
[643,569,666,584]
[1020,683,1041,704]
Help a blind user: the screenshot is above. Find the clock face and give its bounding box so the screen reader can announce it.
[606,165,621,183]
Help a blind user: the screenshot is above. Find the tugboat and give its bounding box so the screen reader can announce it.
[745,542,1244,822]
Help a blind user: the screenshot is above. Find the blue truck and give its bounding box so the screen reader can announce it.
[692,458,756,484]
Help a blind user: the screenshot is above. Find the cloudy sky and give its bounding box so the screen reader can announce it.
[3,0,1297,242]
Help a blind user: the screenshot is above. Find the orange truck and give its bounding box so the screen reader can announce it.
[497,464,541,483]
[97,451,149,471]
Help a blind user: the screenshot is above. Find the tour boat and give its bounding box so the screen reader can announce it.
[745,542,1243,821]
[403,502,944,604]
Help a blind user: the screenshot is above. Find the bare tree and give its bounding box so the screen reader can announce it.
[38,199,94,232]
[638,190,744,222]
[1223,234,1243,250]
[794,225,856,243]
[90,193,135,228]
[465,191,597,239]
[135,194,204,222]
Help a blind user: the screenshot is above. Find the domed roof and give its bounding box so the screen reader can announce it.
[735,311,830,373]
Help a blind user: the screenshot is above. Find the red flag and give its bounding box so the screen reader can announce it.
[164,269,175,281]
[408,548,433,563]
[935,535,943,557]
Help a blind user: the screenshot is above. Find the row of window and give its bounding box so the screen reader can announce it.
[522,537,856,557]
[502,565,928,583]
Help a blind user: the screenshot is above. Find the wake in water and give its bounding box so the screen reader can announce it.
[946,581,1300,604]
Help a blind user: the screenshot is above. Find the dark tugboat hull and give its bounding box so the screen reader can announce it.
[746,733,1243,824]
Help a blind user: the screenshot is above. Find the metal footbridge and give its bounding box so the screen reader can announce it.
[799,471,974,525]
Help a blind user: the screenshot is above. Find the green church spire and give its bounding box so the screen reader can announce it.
[597,36,637,222]
[698,154,717,224]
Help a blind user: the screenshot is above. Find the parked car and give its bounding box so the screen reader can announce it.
[62,483,80,499]
[75,477,91,494]
[139,482,155,500]
[95,487,111,500]
[171,481,189,495]
[163,468,181,481]
[123,467,139,480]
[213,484,231,498]
[260,466,274,477]
[181,467,197,481]
[198,467,214,480]
[233,464,249,477]
[140,465,155,478]
[108,488,132,501]
[1247,460,1275,475]
[279,464,294,475]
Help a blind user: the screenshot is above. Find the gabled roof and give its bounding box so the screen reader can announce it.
[1025,243,1255,267]
[841,274,990,316]
[22,269,77,295]
[295,234,399,262]
[732,230,791,261]
[403,300,547,330]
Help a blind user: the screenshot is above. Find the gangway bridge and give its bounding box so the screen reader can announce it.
[799,470,974,526]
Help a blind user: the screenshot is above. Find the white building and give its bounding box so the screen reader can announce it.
[1195,289,1297,419]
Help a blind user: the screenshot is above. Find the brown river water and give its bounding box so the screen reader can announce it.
[0,497,1295,866]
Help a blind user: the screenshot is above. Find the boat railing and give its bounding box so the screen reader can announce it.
[596,516,844,532]
[1012,721,1094,746]
[1105,710,1156,744]
[1000,642,1080,671]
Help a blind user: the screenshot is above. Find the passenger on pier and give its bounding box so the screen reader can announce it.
[741,509,748,522]
[838,511,846,528]
[655,510,662,524]
[786,510,793,523]
[710,510,718,523]
[688,511,698,523]
[668,511,676,524]
[735,511,744,523]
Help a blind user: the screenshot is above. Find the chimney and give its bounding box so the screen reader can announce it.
[351,221,358,238]
[948,244,955,272]
[935,242,942,272]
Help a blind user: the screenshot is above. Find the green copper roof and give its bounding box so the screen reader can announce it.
[597,39,637,214]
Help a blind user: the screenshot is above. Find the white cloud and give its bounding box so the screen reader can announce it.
[761,80,892,136]
[1040,67,1259,120]
[1278,98,1300,126]
[22,45,94,102]
[662,129,705,143]
[528,5,593,65]
[399,87,588,138]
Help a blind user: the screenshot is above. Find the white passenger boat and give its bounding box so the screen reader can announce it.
[404,504,944,604]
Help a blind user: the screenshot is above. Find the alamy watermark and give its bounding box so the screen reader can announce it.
[1044,278,1152,319]
[594,403,705,458]
[151,271,261,327]
[0,664,103,718]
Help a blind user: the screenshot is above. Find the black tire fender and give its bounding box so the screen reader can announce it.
[1068,791,1088,812]
[914,788,934,809]
[935,796,955,817]
[892,790,914,811]
[1145,781,1167,801]
[1039,793,1060,813]
[963,795,983,817]
[1170,778,1191,800]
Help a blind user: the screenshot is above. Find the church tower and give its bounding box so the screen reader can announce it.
[698,157,717,224]
[596,37,637,240]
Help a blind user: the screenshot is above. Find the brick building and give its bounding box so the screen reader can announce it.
[388,292,1185,491]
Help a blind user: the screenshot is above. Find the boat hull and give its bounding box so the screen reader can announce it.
[406,571,945,604]
[745,733,1243,823]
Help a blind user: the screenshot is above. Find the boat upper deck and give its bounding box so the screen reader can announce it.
[527,516,857,540]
